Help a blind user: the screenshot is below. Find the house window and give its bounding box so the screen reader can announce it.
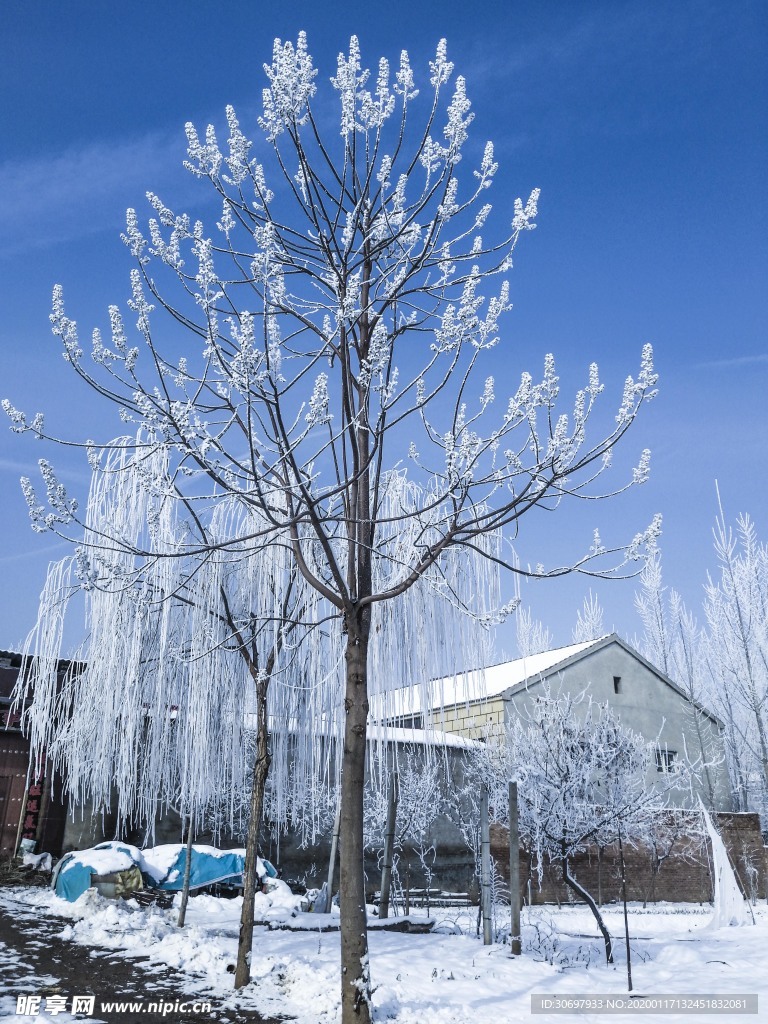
[655,747,677,773]
[613,676,621,694]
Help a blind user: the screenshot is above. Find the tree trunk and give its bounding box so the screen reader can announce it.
[327,796,342,904]
[176,819,194,927]
[480,787,493,945]
[692,711,717,810]
[378,772,398,919]
[562,854,613,963]
[234,674,271,990]
[339,623,371,1024]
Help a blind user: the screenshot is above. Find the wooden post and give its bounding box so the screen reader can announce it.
[508,781,521,955]
[11,783,29,862]
[378,772,399,919]
[480,787,492,945]
[326,795,342,904]
[618,826,632,991]
[597,845,604,907]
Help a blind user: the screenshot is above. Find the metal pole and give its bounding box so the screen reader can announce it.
[508,781,521,955]
[378,772,399,919]
[480,787,493,945]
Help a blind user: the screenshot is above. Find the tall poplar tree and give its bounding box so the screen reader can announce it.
[5,35,658,1022]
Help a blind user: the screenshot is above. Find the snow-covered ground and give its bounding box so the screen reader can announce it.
[1,886,765,1023]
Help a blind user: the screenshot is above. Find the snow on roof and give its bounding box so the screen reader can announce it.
[484,636,611,696]
[380,636,610,719]
[365,723,480,749]
[242,715,480,749]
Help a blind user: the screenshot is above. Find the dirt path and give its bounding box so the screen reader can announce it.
[0,890,288,1024]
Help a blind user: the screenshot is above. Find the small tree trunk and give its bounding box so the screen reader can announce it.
[339,624,371,1024]
[234,673,271,990]
[327,796,342,904]
[177,818,194,927]
[480,787,493,945]
[562,853,613,963]
[378,772,399,919]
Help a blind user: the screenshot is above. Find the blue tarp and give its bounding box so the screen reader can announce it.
[52,841,279,902]
[150,847,246,891]
[52,842,144,903]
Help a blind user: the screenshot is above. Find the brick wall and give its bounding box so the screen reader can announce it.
[489,813,766,905]
[426,697,505,741]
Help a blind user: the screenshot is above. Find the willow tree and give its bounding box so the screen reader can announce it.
[636,513,768,817]
[18,439,493,990]
[5,34,659,1023]
[17,438,329,987]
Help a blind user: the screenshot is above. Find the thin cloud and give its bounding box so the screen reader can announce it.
[0,456,41,475]
[466,4,715,88]
[696,354,768,370]
[0,541,70,566]
[0,97,264,259]
[0,128,196,258]
[0,455,93,486]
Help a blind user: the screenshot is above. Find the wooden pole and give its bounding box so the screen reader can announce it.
[508,781,521,955]
[378,772,399,919]
[11,783,29,862]
[480,787,493,945]
[618,826,632,991]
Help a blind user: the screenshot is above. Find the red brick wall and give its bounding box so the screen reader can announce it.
[490,813,766,905]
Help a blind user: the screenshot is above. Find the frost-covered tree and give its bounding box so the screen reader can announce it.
[704,510,768,816]
[463,688,689,962]
[515,605,554,657]
[572,590,606,643]
[634,552,722,810]
[633,512,768,817]
[634,551,673,676]
[18,441,492,988]
[17,439,329,984]
[364,751,446,913]
[4,35,659,1021]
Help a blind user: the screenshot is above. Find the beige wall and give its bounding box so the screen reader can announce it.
[426,696,505,741]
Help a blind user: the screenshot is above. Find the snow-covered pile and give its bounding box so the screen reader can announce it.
[51,841,282,902]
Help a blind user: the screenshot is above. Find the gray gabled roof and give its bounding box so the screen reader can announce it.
[502,633,723,728]
[380,632,723,729]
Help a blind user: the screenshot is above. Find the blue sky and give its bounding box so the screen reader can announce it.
[1,1,766,655]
